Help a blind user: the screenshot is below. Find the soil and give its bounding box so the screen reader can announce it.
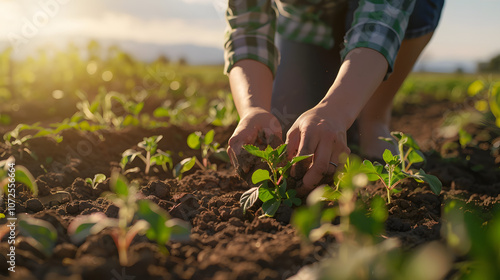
[1,98,499,280]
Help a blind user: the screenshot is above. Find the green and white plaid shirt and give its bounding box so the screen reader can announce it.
[224,0,416,76]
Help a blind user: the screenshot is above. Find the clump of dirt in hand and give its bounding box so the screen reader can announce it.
[229,131,317,191]
[230,131,283,185]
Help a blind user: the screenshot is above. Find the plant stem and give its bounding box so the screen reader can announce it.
[118,236,128,266]
[195,158,205,170]
[145,151,151,174]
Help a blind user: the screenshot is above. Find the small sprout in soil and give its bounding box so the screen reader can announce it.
[85,173,106,189]
[293,156,388,242]
[364,131,442,203]
[187,129,229,170]
[18,214,58,257]
[239,144,312,217]
[173,156,196,180]
[3,123,62,161]
[120,135,173,175]
[68,174,190,266]
[0,156,38,197]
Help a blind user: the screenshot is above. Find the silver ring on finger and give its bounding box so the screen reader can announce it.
[329,161,338,168]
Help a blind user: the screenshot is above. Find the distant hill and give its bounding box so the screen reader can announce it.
[0,37,225,65]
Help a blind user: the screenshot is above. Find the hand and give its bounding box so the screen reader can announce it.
[286,106,351,196]
[227,108,283,173]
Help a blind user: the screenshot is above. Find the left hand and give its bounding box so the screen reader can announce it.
[286,105,351,196]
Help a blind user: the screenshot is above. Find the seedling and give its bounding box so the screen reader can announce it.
[3,123,62,160]
[18,214,58,257]
[120,135,173,175]
[364,132,442,203]
[239,144,312,217]
[68,174,190,265]
[173,156,196,180]
[74,89,145,129]
[0,156,38,197]
[187,129,229,170]
[293,156,387,242]
[85,173,106,189]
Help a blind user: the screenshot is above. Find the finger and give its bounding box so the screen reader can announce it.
[285,126,300,161]
[292,128,320,182]
[299,138,333,195]
[329,138,351,169]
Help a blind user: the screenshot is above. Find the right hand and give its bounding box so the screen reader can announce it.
[227,108,283,171]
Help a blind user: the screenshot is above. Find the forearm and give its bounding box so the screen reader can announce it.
[318,48,388,129]
[228,59,274,117]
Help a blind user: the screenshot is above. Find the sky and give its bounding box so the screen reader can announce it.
[0,0,499,67]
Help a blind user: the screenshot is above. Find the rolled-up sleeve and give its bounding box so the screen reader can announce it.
[224,0,279,75]
[341,0,416,76]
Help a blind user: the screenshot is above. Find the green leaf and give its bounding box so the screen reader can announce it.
[85,178,93,185]
[408,150,425,164]
[67,213,108,244]
[153,107,169,118]
[112,174,129,197]
[262,199,280,217]
[136,200,169,245]
[258,184,274,202]
[204,129,215,146]
[290,154,313,165]
[276,144,287,157]
[264,145,273,154]
[458,128,472,148]
[362,160,383,181]
[286,189,301,206]
[165,219,191,242]
[187,132,201,150]
[14,166,38,196]
[370,196,388,223]
[292,206,321,238]
[413,169,442,195]
[121,149,139,168]
[212,148,230,163]
[181,156,196,172]
[322,187,342,201]
[122,114,139,127]
[350,206,384,236]
[243,145,268,160]
[278,183,287,198]
[18,215,58,257]
[240,187,260,214]
[291,197,302,206]
[251,169,270,184]
[382,149,394,164]
[93,174,106,185]
[468,80,485,96]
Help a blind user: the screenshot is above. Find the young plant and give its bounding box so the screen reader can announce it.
[364,132,442,203]
[239,144,312,217]
[187,129,229,170]
[68,174,190,265]
[293,156,387,242]
[3,123,63,160]
[73,89,145,129]
[85,173,106,189]
[120,135,173,175]
[0,156,38,198]
[173,156,196,180]
[18,214,58,257]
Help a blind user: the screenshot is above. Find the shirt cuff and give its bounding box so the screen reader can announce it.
[224,35,279,76]
[341,22,401,78]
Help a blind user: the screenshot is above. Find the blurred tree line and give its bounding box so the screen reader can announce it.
[478,53,500,73]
